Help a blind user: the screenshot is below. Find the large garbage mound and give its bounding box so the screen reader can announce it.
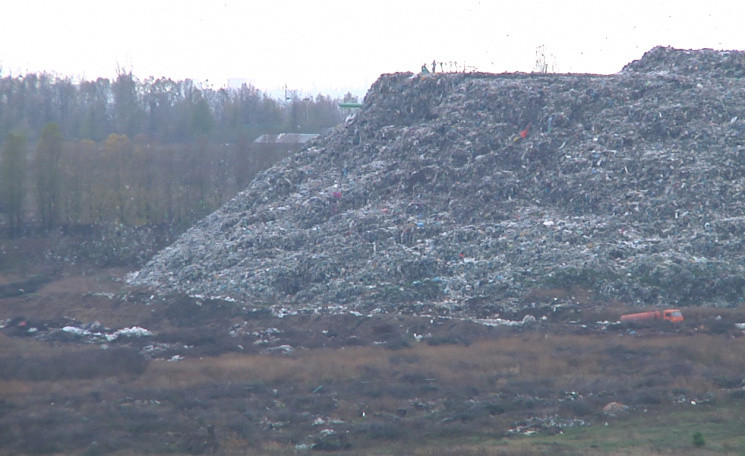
[131,47,745,317]
[622,46,745,77]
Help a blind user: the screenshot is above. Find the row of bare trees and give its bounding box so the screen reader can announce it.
[0,71,350,143]
[0,71,358,236]
[1,127,295,236]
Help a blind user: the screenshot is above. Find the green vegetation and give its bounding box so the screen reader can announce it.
[692,430,706,447]
[518,405,743,455]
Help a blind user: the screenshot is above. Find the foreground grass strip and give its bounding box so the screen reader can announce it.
[4,332,745,454]
[513,402,745,455]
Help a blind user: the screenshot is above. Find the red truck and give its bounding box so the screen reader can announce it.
[620,309,684,324]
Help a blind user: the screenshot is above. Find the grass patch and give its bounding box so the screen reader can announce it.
[519,402,745,455]
[0,346,147,381]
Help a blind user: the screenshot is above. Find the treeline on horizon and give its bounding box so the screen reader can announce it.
[0,71,358,236]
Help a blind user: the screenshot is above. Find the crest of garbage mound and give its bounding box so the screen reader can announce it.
[131,47,745,317]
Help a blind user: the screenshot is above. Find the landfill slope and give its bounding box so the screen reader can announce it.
[131,47,745,317]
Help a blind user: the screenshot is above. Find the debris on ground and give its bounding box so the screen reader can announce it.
[508,415,588,436]
[1,317,153,345]
[602,401,630,417]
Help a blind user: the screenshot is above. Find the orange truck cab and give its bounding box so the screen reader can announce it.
[661,309,684,323]
[620,309,684,323]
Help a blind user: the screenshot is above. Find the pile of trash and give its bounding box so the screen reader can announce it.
[1,317,152,345]
[508,415,588,436]
[131,47,745,317]
[46,223,179,269]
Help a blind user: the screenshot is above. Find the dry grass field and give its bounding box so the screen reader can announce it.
[2,234,745,455]
[2,317,745,455]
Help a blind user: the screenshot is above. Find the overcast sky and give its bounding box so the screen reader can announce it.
[2,1,744,98]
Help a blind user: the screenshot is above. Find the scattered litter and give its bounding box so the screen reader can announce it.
[265,344,294,354]
[23,319,153,344]
[105,326,153,341]
[602,402,630,417]
[472,315,537,327]
[509,415,587,436]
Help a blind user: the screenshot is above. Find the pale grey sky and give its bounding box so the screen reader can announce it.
[2,0,744,97]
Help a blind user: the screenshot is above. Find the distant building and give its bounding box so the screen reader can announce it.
[253,133,319,145]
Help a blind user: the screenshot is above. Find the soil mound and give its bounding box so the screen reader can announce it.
[131,47,745,317]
